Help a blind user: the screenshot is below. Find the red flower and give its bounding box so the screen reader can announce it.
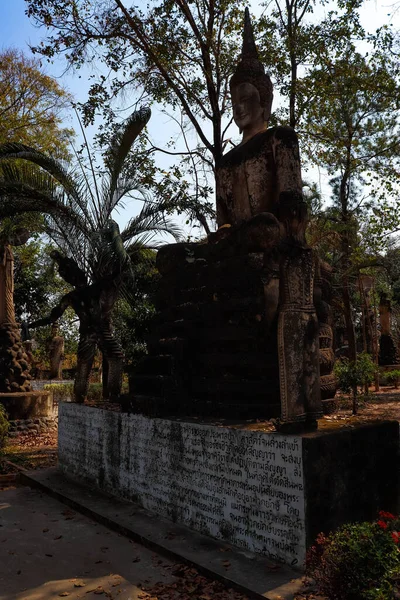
[392,532,400,544]
[377,520,388,530]
[379,511,395,520]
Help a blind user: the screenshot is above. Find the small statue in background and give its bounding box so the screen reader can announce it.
[48,323,64,380]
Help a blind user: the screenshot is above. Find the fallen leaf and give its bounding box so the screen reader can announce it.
[266,563,281,571]
[86,587,105,595]
[54,535,63,540]
[59,594,70,597]
[74,582,86,587]
[172,566,187,577]
[222,560,231,568]
[132,556,141,563]
[42,528,49,533]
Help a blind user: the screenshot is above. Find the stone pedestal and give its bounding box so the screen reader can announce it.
[0,390,52,420]
[134,249,282,419]
[58,403,399,568]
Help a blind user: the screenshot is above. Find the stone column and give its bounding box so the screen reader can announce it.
[0,244,32,392]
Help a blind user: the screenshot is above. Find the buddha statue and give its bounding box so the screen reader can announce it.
[216,9,306,244]
[131,9,323,431]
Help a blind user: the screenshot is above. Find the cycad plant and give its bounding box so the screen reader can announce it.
[0,107,181,402]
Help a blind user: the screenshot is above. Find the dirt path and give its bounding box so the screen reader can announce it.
[0,485,249,600]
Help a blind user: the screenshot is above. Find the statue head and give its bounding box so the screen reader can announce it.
[230,8,273,133]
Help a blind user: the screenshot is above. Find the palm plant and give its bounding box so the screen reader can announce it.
[0,107,181,402]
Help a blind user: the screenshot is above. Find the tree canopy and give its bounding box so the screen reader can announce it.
[0,48,73,156]
[26,0,244,162]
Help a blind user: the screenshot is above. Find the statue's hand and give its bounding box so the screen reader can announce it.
[278,194,308,244]
[235,212,281,251]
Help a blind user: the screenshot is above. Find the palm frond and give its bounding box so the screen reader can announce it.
[0,143,94,227]
[0,161,90,235]
[105,107,151,214]
[121,200,182,244]
[44,215,91,276]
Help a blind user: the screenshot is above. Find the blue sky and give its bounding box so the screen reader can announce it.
[2,1,94,104]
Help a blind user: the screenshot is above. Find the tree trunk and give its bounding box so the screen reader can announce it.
[371,277,380,391]
[358,276,369,396]
[342,271,358,413]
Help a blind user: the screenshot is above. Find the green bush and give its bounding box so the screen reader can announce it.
[85,382,128,401]
[44,382,102,401]
[86,383,103,402]
[0,404,9,448]
[44,381,128,402]
[334,353,376,394]
[44,382,74,402]
[306,512,400,599]
[385,370,400,388]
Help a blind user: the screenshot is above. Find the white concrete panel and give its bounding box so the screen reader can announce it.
[59,404,306,566]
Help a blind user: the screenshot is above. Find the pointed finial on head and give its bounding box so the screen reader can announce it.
[242,7,258,60]
[229,8,274,121]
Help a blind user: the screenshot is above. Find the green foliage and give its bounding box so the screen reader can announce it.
[0,404,9,449]
[113,248,159,367]
[0,48,73,156]
[43,382,74,402]
[384,370,400,388]
[13,239,78,363]
[13,239,68,321]
[306,513,400,599]
[334,353,377,394]
[44,382,119,402]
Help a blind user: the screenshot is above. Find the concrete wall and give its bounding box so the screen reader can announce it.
[58,405,399,568]
[59,404,306,566]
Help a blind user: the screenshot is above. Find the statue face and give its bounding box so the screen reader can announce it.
[231,82,264,133]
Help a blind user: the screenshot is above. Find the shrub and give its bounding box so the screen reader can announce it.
[385,370,400,389]
[44,382,74,402]
[86,383,103,402]
[334,353,376,394]
[306,512,400,599]
[0,404,9,448]
[85,382,128,401]
[44,381,128,402]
